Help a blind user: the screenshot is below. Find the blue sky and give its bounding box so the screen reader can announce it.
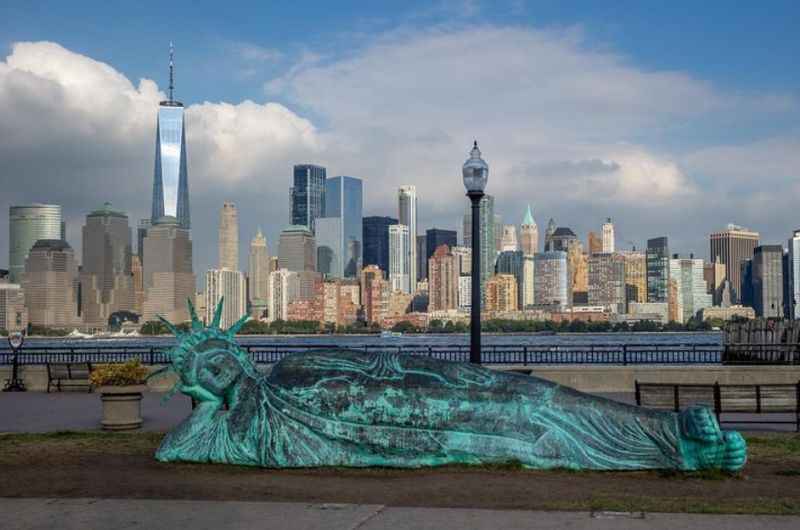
[0,1,798,275]
[2,1,798,103]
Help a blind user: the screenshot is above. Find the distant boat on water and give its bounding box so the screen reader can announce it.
[381,331,403,339]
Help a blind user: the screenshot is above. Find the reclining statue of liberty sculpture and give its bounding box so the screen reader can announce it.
[153,300,746,472]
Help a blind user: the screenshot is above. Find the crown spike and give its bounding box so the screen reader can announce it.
[211,297,225,328]
[227,313,250,336]
[187,297,203,331]
[158,314,181,337]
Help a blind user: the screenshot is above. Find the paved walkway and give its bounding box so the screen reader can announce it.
[1,391,795,433]
[3,498,797,529]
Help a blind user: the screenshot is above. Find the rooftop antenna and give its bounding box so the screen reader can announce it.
[168,41,175,103]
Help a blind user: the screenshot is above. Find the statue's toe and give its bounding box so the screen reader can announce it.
[721,431,747,472]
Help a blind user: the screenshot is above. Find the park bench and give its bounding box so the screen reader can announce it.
[46,362,93,393]
[635,380,800,432]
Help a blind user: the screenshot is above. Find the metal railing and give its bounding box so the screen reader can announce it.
[0,342,726,366]
[722,343,800,365]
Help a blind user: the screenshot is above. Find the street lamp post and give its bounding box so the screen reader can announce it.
[3,331,26,392]
[463,141,489,364]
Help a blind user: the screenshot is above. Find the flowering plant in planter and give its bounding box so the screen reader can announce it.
[90,359,149,387]
[91,359,149,431]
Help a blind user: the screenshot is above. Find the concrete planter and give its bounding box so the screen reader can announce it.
[98,385,146,431]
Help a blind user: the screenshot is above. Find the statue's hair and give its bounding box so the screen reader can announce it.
[150,298,257,399]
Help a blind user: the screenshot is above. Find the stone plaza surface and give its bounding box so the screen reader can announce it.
[0,390,795,433]
[2,498,798,530]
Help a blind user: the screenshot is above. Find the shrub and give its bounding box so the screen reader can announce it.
[90,359,149,387]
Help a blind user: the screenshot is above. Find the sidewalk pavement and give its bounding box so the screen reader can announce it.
[2,498,797,530]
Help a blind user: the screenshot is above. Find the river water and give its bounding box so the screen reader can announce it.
[17,332,722,349]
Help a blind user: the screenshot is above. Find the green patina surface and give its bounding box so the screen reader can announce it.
[154,300,747,472]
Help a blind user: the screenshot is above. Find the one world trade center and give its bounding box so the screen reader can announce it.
[151,43,190,229]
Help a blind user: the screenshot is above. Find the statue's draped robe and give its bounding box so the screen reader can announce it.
[157,351,685,470]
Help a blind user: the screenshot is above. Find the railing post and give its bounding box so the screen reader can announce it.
[713,382,722,423]
[622,344,628,366]
[523,345,528,366]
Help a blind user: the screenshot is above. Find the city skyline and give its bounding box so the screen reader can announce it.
[1,3,799,281]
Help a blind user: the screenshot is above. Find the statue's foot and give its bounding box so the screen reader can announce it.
[678,406,747,472]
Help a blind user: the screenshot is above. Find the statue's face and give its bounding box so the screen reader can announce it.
[182,339,244,398]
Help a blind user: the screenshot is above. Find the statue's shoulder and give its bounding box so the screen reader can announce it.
[269,348,372,380]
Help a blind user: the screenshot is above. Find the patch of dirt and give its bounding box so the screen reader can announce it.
[0,432,798,514]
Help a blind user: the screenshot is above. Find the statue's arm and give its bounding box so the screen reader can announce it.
[156,388,225,462]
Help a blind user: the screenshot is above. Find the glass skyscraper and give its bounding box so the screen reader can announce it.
[316,176,363,278]
[8,204,63,282]
[463,194,497,299]
[291,164,327,232]
[363,216,398,276]
[646,237,670,303]
[151,50,190,229]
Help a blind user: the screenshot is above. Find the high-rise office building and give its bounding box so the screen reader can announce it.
[388,224,411,293]
[646,237,670,303]
[458,275,472,311]
[268,269,299,323]
[500,225,518,252]
[361,264,389,325]
[462,194,497,298]
[22,240,80,328]
[709,225,760,303]
[788,230,800,318]
[546,227,578,252]
[425,228,457,272]
[416,235,427,281]
[278,226,316,272]
[451,246,471,276]
[621,250,647,306]
[428,244,458,312]
[602,218,615,253]
[752,245,784,318]
[0,283,27,332]
[588,253,626,313]
[534,251,569,308]
[398,185,418,290]
[587,231,603,255]
[291,164,326,233]
[703,261,726,305]
[151,45,190,230]
[494,215,503,253]
[519,205,538,256]
[485,274,518,313]
[218,202,239,270]
[362,216,397,276]
[544,218,556,250]
[205,269,247,329]
[80,203,134,329]
[316,176,363,278]
[8,204,62,282]
[248,228,270,306]
[496,250,527,310]
[131,254,144,315]
[141,217,195,323]
[669,257,713,323]
[567,240,587,303]
[137,219,151,262]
